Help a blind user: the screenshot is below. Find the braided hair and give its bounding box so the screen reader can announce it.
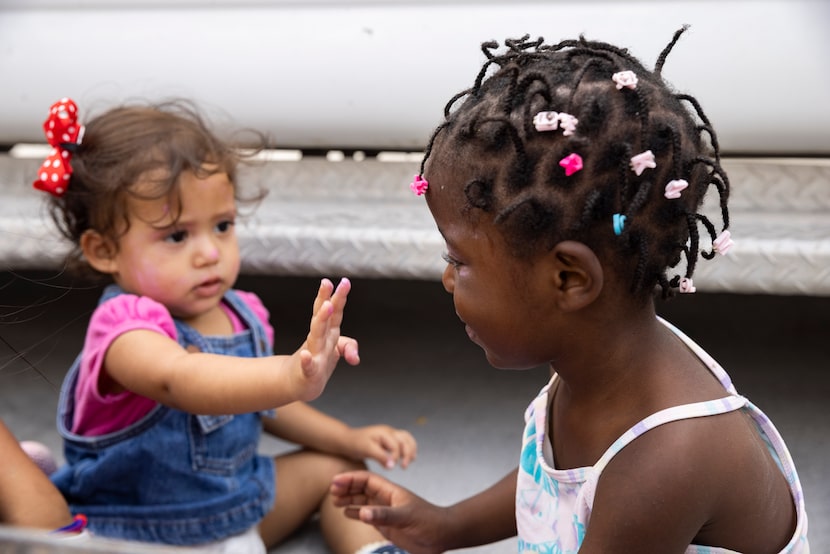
[420,27,730,299]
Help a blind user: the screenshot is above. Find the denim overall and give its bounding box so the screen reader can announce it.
[51,285,276,545]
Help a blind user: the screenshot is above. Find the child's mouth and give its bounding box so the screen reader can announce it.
[195,278,222,297]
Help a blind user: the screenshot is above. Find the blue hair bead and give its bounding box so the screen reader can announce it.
[613,213,627,236]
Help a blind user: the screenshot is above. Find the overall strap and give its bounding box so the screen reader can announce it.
[172,290,272,356]
[222,289,273,356]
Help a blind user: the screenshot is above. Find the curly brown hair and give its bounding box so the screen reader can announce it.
[44,99,265,279]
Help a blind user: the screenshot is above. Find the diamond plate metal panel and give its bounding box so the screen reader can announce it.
[1,155,828,295]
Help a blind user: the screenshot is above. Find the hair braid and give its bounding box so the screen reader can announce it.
[654,25,690,76]
[421,29,731,299]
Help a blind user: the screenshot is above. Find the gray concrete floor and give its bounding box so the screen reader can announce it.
[1,271,827,553]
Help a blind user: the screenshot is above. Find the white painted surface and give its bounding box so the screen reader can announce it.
[1,0,828,153]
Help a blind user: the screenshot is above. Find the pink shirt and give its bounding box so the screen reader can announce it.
[71,291,274,436]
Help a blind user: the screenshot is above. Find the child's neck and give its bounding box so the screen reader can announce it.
[181,302,234,336]
[549,300,727,469]
[550,299,663,402]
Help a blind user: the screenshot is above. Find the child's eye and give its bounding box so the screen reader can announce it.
[215,220,235,233]
[165,230,187,243]
[442,252,462,268]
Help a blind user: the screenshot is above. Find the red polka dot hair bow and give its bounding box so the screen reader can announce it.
[32,98,84,197]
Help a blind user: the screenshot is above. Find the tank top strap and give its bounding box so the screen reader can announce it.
[593,394,748,474]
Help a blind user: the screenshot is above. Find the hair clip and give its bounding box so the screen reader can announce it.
[559,153,583,176]
[612,70,638,90]
[612,213,627,236]
[410,175,429,196]
[630,150,656,176]
[712,230,734,255]
[678,277,696,293]
[664,179,689,199]
[533,111,559,131]
[558,113,578,136]
[532,111,578,136]
[33,98,84,197]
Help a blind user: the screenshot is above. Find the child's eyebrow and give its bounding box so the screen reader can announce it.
[149,221,180,232]
[435,227,452,248]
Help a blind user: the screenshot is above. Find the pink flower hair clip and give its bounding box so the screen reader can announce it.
[410,174,429,196]
[713,230,734,255]
[630,150,656,176]
[612,70,638,90]
[533,111,578,136]
[664,179,689,199]
[559,153,583,176]
[558,113,578,136]
[678,277,696,293]
[533,111,559,131]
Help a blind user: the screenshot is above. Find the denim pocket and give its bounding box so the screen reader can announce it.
[188,413,258,475]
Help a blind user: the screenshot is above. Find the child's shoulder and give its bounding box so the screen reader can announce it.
[91,293,176,336]
[96,292,171,320]
[595,399,796,550]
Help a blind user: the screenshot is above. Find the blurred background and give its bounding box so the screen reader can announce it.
[1,1,828,552]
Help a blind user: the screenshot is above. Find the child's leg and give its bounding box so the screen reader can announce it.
[259,450,389,554]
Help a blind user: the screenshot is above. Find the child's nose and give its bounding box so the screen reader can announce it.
[194,236,220,264]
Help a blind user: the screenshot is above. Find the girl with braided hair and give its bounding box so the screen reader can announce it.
[332,29,809,553]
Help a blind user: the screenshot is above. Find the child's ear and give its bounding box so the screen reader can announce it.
[80,230,118,274]
[547,241,603,311]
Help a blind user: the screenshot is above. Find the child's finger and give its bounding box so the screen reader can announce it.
[327,278,351,326]
[337,337,360,365]
[397,431,418,468]
[377,430,417,469]
[384,430,418,469]
[312,278,335,316]
[299,348,314,377]
[307,299,335,353]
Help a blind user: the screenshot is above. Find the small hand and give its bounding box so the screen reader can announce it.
[344,425,418,470]
[297,278,359,401]
[331,470,447,554]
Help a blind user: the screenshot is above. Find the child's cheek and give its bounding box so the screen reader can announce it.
[131,261,166,298]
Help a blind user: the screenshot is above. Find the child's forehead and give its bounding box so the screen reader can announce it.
[424,158,467,206]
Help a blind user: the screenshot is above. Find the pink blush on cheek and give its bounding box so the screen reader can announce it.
[130,264,166,299]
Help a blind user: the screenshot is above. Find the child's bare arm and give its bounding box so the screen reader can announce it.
[262,402,417,469]
[104,278,356,414]
[0,421,72,530]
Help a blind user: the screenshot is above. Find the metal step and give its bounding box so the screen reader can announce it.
[2,155,828,295]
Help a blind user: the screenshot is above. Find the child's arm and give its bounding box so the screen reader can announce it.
[0,421,72,530]
[261,402,418,469]
[105,278,356,414]
[331,468,517,553]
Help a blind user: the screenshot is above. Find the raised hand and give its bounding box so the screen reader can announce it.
[296,278,359,401]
